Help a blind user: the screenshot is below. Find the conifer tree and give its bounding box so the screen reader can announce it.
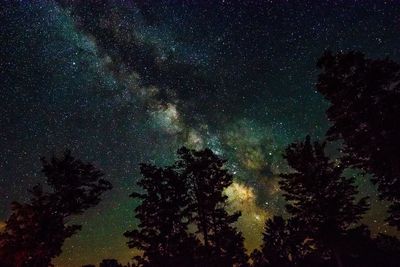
[0,151,112,267]
[126,147,248,267]
[176,147,249,267]
[279,136,369,267]
[251,216,303,267]
[316,51,400,229]
[124,164,198,267]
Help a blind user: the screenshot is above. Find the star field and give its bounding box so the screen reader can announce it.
[1,1,400,266]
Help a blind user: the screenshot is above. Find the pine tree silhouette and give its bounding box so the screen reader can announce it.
[251,216,305,267]
[124,164,198,267]
[0,151,112,267]
[279,136,369,267]
[316,51,400,229]
[125,147,248,267]
[176,147,249,267]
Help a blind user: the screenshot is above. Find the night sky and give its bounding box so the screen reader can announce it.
[1,1,400,266]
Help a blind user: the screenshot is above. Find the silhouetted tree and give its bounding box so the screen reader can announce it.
[279,136,369,267]
[316,51,400,229]
[0,151,112,267]
[126,147,248,267]
[251,216,307,267]
[124,164,198,267]
[176,147,249,267]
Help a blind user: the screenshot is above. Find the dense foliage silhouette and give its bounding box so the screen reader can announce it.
[175,147,248,267]
[0,151,112,267]
[280,136,369,266]
[124,164,198,267]
[252,136,370,267]
[250,216,304,267]
[317,51,400,229]
[125,147,248,267]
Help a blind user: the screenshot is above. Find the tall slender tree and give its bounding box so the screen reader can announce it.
[279,136,369,267]
[124,164,198,267]
[0,151,112,267]
[176,147,249,267]
[316,51,400,229]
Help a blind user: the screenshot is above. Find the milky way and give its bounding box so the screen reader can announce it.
[1,1,400,266]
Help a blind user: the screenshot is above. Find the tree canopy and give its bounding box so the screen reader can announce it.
[317,51,400,229]
[0,151,112,267]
